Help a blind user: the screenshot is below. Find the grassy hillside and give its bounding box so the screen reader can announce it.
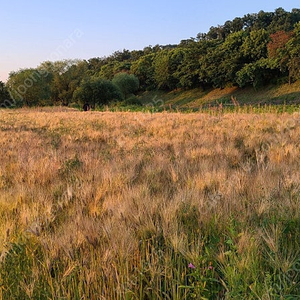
[0,109,300,299]
[138,80,300,109]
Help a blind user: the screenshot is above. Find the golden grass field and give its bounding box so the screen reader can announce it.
[1,107,300,299]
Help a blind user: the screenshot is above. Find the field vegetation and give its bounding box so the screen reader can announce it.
[0,108,300,299]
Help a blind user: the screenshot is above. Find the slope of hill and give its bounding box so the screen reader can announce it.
[138,80,300,108]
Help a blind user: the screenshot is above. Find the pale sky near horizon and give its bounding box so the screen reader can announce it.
[0,1,299,82]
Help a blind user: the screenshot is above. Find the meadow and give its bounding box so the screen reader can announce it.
[0,107,300,299]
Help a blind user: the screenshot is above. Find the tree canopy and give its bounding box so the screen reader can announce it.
[73,77,122,108]
[112,73,139,99]
[0,81,12,107]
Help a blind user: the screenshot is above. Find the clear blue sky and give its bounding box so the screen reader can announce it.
[0,0,299,82]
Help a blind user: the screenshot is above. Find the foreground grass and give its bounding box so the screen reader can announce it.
[0,108,300,299]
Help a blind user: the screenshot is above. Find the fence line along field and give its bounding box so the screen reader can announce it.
[0,108,300,299]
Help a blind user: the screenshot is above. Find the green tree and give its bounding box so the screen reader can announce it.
[112,73,139,99]
[153,48,184,90]
[236,58,281,88]
[99,63,116,80]
[199,31,246,88]
[241,29,270,62]
[130,54,156,90]
[197,39,221,88]
[113,61,131,74]
[286,23,300,82]
[6,68,53,106]
[220,30,248,84]
[252,11,274,31]
[269,7,292,32]
[0,81,13,107]
[74,77,121,108]
[168,48,185,88]
[175,40,203,89]
[38,59,80,75]
[50,61,88,105]
[153,50,171,89]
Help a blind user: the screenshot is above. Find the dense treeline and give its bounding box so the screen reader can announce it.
[1,7,300,108]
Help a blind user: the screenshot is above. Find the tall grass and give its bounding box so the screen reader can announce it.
[0,108,300,299]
